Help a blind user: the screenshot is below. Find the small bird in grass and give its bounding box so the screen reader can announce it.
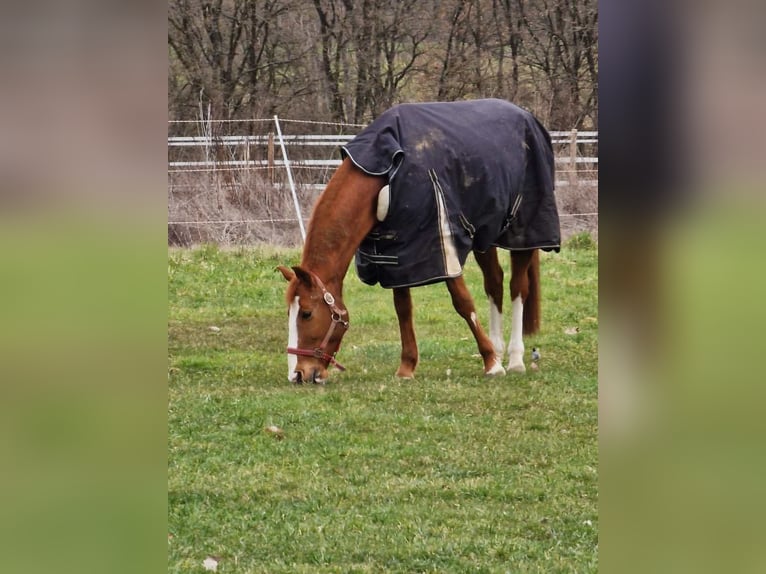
[531,347,541,362]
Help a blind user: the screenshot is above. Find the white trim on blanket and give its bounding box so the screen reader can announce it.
[429,170,462,277]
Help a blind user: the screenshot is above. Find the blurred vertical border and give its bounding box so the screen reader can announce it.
[0,2,167,573]
[600,0,766,572]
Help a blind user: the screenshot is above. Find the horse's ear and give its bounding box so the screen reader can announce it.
[291,266,314,287]
[276,265,295,282]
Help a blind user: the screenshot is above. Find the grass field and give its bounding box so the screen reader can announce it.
[168,237,598,573]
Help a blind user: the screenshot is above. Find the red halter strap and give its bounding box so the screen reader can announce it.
[286,271,348,372]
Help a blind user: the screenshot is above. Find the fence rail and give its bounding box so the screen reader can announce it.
[167,131,598,144]
[169,157,598,169]
[168,127,598,179]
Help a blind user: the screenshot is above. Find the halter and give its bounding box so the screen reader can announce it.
[286,271,348,371]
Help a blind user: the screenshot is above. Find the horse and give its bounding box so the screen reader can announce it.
[278,99,560,384]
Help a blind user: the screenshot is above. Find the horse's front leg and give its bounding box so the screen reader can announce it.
[393,287,418,378]
[445,277,505,376]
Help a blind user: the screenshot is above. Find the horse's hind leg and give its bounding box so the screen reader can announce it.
[474,247,505,360]
[445,276,505,376]
[393,287,418,378]
[507,249,539,373]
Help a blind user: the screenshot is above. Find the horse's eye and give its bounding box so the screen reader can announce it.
[300,310,312,320]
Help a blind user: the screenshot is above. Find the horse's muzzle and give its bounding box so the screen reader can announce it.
[292,367,326,385]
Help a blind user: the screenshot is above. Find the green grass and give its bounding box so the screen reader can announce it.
[168,239,598,573]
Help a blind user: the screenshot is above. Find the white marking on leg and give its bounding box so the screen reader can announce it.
[287,296,299,381]
[506,295,526,373]
[488,298,504,359]
[470,311,477,327]
[485,359,506,376]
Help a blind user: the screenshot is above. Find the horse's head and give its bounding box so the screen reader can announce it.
[277,265,349,384]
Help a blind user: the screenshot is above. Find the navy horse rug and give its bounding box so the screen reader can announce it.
[341,98,561,289]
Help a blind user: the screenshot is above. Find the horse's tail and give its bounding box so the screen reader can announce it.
[523,249,541,335]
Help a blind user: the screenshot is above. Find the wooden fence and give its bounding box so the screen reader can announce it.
[168,128,597,189]
[167,118,597,245]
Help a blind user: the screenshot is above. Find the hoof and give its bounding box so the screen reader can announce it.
[395,368,415,379]
[507,350,526,374]
[506,361,526,374]
[485,360,506,376]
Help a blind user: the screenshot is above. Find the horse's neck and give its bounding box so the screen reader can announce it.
[301,160,383,293]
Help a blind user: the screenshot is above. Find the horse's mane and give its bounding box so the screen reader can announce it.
[299,160,383,283]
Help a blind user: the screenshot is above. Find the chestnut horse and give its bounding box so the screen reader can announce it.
[277,159,541,383]
[278,100,558,383]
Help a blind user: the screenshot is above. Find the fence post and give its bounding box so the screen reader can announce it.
[243,136,251,209]
[267,132,275,183]
[569,129,578,190]
[274,115,306,242]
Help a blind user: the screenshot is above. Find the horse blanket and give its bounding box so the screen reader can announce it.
[341,99,561,289]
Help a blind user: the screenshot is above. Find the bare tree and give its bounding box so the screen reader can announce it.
[311,0,352,121]
[167,0,598,127]
[359,0,433,118]
[168,0,316,120]
[516,0,598,127]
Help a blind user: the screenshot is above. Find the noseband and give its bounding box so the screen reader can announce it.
[286,271,348,371]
